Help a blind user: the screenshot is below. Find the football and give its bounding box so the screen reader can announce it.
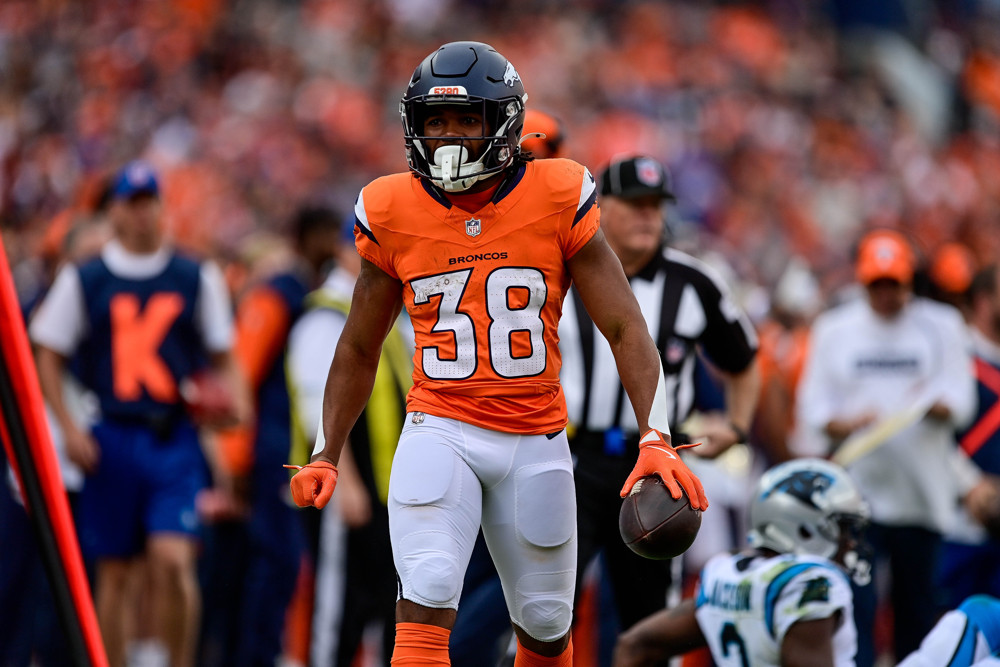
[180,370,237,427]
[619,475,702,560]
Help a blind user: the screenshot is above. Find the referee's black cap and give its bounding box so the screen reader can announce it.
[599,155,676,202]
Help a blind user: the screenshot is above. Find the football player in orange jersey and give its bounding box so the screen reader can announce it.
[287,41,707,666]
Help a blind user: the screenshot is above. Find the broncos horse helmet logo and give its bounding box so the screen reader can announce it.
[503,61,521,87]
[761,470,834,509]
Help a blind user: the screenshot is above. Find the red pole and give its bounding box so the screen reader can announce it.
[0,233,108,667]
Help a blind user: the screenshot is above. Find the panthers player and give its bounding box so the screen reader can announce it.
[614,458,869,667]
[898,594,1000,667]
[287,41,707,666]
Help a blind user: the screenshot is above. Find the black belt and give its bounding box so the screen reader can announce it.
[102,407,188,441]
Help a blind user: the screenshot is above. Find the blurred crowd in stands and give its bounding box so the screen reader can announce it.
[0,0,998,304]
[5,0,1000,665]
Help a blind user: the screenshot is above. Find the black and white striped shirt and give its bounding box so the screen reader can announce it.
[559,247,758,435]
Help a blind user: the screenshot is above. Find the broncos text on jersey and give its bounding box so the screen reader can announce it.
[353,158,600,434]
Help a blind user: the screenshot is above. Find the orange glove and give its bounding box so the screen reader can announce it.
[285,461,339,509]
[620,429,709,511]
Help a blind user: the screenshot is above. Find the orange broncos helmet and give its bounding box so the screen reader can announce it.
[520,109,566,158]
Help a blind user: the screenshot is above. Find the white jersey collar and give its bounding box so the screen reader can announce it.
[101,238,172,279]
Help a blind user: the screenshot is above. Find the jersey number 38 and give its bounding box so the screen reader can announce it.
[411,267,547,380]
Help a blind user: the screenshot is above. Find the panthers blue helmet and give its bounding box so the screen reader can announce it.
[749,458,872,584]
[400,41,528,191]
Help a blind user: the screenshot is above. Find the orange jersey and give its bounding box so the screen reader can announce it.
[354,159,600,434]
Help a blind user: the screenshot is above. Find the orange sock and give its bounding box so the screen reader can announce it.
[514,636,573,667]
[390,622,451,665]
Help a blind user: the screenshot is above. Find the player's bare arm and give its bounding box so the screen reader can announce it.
[568,228,708,509]
[289,258,402,509]
[612,599,707,667]
[780,614,839,667]
[567,228,663,435]
[315,257,403,467]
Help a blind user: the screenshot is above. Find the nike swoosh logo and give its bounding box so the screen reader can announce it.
[647,445,676,460]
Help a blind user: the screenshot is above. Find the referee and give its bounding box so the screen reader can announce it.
[560,155,760,631]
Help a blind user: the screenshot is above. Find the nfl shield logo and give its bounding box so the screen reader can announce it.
[636,157,662,187]
[465,218,482,237]
[665,337,686,365]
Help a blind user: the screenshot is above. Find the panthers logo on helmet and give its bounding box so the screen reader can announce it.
[762,470,834,509]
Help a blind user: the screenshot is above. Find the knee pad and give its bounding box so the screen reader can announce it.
[512,571,574,641]
[391,441,468,608]
[406,547,462,607]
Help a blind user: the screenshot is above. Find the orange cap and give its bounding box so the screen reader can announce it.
[521,109,565,158]
[855,230,915,285]
[929,242,975,294]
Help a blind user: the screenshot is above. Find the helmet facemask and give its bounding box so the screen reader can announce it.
[400,41,528,192]
[402,96,525,192]
[832,513,873,586]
